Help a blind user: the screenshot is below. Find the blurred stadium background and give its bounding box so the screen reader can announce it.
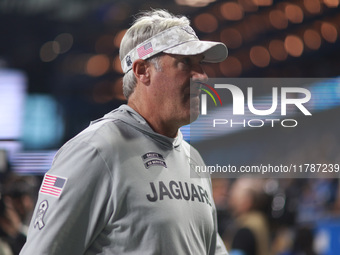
[0,0,340,254]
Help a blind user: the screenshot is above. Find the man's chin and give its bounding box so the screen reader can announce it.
[189,109,200,124]
[189,99,200,123]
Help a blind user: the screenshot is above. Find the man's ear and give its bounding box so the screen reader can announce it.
[132,59,150,84]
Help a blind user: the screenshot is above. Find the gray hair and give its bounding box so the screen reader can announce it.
[119,9,190,99]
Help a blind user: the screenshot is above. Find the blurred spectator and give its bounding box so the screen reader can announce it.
[2,175,37,230]
[297,179,338,224]
[0,175,38,255]
[275,226,316,255]
[291,226,316,255]
[224,178,271,255]
[212,178,231,236]
[0,239,12,255]
[0,193,13,255]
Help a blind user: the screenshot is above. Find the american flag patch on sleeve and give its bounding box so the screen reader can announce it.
[40,174,67,198]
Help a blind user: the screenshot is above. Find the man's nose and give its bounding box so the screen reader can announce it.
[191,66,208,82]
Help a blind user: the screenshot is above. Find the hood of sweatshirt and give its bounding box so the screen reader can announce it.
[90,104,183,149]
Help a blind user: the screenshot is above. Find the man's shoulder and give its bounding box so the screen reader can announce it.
[50,118,133,173]
[70,118,123,145]
[56,117,132,159]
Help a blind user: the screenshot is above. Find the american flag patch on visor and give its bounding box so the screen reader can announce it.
[137,42,153,58]
[40,174,67,198]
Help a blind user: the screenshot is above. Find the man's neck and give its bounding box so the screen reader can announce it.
[127,101,179,138]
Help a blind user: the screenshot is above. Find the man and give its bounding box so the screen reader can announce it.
[20,9,228,254]
[0,175,36,255]
[227,178,270,255]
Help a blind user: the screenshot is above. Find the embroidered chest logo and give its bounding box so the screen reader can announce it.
[142,152,167,169]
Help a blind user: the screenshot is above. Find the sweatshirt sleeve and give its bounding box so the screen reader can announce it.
[20,141,114,255]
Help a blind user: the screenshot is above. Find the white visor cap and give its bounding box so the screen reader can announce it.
[121,25,228,73]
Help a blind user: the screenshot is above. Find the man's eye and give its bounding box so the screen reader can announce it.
[181,58,191,65]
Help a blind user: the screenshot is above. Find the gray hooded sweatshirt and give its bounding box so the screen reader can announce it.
[20,105,228,255]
